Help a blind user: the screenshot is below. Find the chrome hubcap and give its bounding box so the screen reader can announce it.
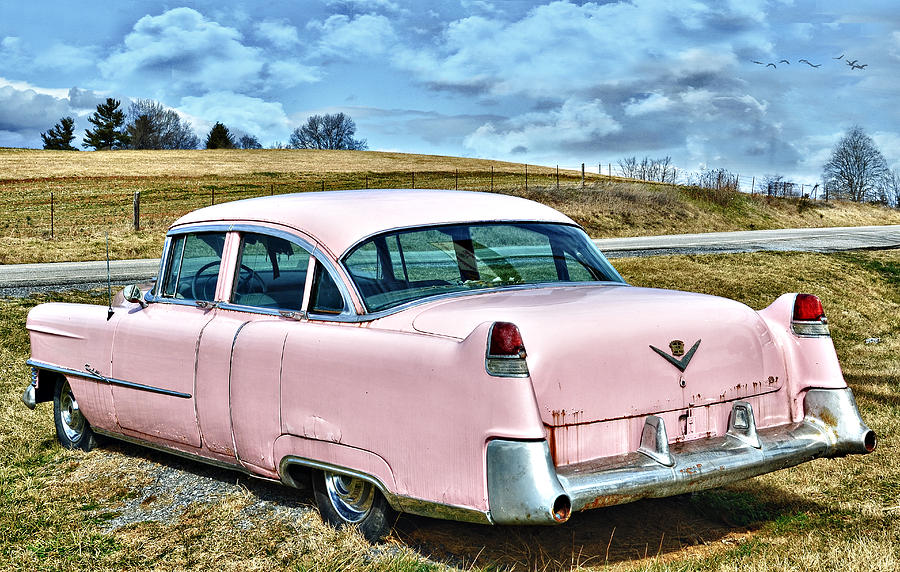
[323,472,375,523]
[59,381,85,442]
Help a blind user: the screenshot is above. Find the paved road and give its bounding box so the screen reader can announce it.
[2,225,899,296]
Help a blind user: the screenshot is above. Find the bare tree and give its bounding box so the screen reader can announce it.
[125,99,199,150]
[238,134,262,149]
[691,167,740,192]
[616,156,674,183]
[887,169,900,208]
[822,126,889,202]
[289,113,367,150]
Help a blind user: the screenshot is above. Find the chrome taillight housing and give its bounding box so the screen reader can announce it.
[485,322,529,377]
[791,293,830,337]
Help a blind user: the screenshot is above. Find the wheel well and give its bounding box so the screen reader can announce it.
[35,369,63,404]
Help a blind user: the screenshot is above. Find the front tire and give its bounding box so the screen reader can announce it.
[53,377,98,452]
[312,470,395,542]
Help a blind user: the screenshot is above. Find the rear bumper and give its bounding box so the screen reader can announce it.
[486,388,875,524]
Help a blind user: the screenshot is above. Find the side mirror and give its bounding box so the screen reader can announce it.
[123,284,148,308]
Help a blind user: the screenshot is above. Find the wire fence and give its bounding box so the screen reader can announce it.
[0,161,845,242]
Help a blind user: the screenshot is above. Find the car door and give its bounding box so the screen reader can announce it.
[223,231,314,475]
[110,231,227,447]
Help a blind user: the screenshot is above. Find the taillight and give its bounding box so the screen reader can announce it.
[486,322,529,377]
[791,293,830,337]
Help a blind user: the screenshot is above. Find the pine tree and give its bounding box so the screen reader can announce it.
[205,122,235,149]
[41,117,78,150]
[82,98,130,150]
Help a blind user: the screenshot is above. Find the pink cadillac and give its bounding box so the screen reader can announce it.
[23,189,876,541]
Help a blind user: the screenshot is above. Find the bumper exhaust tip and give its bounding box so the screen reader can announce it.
[864,430,877,453]
[552,495,572,523]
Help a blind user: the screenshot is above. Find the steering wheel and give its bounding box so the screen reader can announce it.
[190,262,267,301]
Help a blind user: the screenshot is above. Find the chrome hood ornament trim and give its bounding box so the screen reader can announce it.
[649,339,701,373]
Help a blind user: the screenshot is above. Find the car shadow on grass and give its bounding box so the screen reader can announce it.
[99,439,828,570]
[391,484,827,570]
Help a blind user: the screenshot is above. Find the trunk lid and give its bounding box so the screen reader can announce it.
[411,284,787,426]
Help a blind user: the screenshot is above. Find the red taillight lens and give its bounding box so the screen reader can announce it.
[486,322,529,377]
[793,294,825,322]
[792,293,830,337]
[488,322,526,358]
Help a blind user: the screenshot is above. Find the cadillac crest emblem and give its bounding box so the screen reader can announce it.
[649,339,702,373]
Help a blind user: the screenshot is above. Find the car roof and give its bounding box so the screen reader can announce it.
[170,189,578,257]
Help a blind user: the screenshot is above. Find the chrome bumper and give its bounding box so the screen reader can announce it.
[487,388,875,524]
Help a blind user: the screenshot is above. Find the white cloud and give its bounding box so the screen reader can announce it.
[254,20,301,47]
[99,8,319,97]
[624,93,673,117]
[178,91,293,143]
[463,98,621,159]
[308,14,396,58]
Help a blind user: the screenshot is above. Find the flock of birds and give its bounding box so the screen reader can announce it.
[751,54,868,70]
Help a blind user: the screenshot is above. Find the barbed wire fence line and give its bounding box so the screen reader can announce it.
[0,161,882,241]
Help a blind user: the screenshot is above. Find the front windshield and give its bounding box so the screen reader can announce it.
[343,222,624,312]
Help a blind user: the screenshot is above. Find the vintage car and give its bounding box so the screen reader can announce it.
[23,189,876,541]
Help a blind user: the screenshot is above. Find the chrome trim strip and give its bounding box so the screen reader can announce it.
[27,359,192,399]
[279,456,492,525]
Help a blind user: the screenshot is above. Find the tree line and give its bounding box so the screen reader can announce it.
[41,97,367,152]
[615,126,899,207]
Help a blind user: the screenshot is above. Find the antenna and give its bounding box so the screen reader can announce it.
[106,233,114,321]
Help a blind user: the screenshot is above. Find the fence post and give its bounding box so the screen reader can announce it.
[525,164,528,190]
[270,184,274,196]
[608,163,611,177]
[581,163,585,188]
[556,165,559,191]
[133,191,140,231]
[50,191,54,239]
[412,172,415,189]
[455,169,458,190]
[321,180,325,192]
[365,175,369,189]
[751,176,755,195]
[491,166,494,191]
[211,187,215,205]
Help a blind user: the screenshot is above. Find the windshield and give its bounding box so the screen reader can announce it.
[343,222,624,312]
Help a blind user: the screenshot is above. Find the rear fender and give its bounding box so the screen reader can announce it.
[757,293,846,422]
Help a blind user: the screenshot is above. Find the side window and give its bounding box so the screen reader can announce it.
[233,233,310,310]
[309,261,345,314]
[161,232,226,301]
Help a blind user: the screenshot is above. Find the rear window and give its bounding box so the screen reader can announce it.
[343,222,623,312]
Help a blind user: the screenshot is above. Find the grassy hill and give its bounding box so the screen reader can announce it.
[2,148,899,264]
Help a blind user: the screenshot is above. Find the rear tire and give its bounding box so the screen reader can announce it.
[312,469,395,542]
[53,377,98,452]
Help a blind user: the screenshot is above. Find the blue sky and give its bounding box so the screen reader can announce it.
[1,0,898,184]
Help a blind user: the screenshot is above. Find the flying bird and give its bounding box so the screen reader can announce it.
[798,59,821,67]
[833,54,844,60]
[752,60,765,65]
[846,59,859,66]
[849,62,867,70]
[766,63,777,68]
[779,59,790,64]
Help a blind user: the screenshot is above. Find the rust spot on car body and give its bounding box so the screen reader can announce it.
[582,493,644,510]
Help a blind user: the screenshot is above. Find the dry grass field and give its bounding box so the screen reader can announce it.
[1,249,898,571]
[2,148,900,264]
